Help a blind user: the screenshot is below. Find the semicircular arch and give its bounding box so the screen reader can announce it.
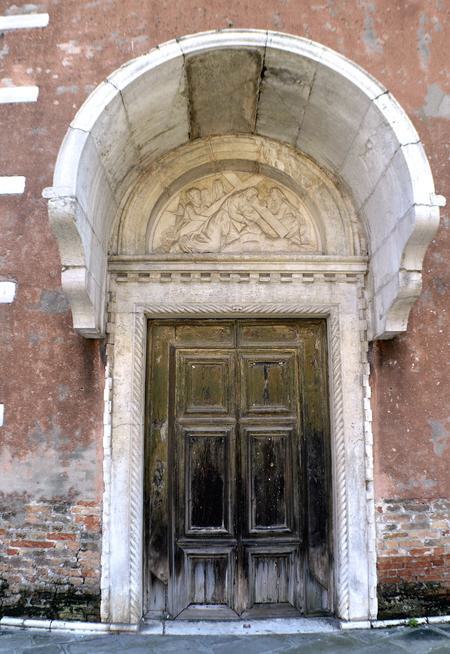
[44,29,444,338]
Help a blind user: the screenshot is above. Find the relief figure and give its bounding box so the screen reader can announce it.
[155,176,318,254]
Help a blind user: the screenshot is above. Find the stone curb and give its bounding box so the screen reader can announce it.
[0,616,139,634]
[371,616,450,628]
[0,614,449,635]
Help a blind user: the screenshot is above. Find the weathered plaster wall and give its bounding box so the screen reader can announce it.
[0,0,448,619]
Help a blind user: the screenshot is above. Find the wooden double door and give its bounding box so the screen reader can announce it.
[145,320,331,619]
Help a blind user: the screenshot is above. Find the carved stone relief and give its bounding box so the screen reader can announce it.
[150,172,321,254]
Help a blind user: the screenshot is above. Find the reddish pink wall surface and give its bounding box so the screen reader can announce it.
[0,0,448,619]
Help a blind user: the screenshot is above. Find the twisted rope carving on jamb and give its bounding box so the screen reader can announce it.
[328,308,350,620]
[128,311,147,624]
[126,302,351,621]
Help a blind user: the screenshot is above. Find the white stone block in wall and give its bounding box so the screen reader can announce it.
[0,177,25,194]
[0,404,4,427]
[256,47,316,145]
[113,47,189,168]
[0,281,17,303]
[297,63,371,171]
[0,86,39,103]
[87,84,141,199]
[0,13,49,30]
[340,102,400,211]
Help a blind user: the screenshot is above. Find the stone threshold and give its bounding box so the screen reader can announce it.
[0,614,449,636]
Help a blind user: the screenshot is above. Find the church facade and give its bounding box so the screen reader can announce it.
[0,1,448,626]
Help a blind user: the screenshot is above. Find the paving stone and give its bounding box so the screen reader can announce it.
[389,626,450,654]
[132,635,217,653]
[63,635,147,653]
[434,624,450,634]
[282,633,366,653]
[0,633,36,653]
[355,642,412,653]
[284,633,329,649]
[347,626,407,644]
[31,632,93,645]
[210,634,292,654]
[22,646,66,654]
[64,634,215,653]
[98,647,165,654]
[2,625,450,653]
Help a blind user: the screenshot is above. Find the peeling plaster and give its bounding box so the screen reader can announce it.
[85,0,114,7]
[4,4,45,15]
[0,420,97,497]
[361,2,383,55]
[57,384,71,401]
[421,83,450,119]
[272,12,283,29]
[417,13,432,70]
[57,41,102,67]
[0,43,9,61]
[396,477,438,492]
[36,289,70,314]
[428,418,450,457]
[56,85,79,95]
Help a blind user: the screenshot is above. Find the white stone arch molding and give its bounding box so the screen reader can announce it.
[43,29,445,339]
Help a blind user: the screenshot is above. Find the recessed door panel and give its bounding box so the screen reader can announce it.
[246,429,293,533]
[238,322,300,345]
[249,548,296,606]
[175,322,234,346]
[240,351,296,415]
[184,427,233,535]
[185,549,233,605]
[177,351,233,416]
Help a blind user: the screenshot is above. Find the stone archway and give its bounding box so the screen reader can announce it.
[44,29,443,340]
[43,30,444,626]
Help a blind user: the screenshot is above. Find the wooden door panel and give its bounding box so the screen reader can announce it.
[245,428,295,534]
[172,344,236,617]
[175,322,235,346]
[183,427,234,535]
[177,351,234,417]
[184,549,234,606]
[145,323,174,608]
[247,546,297,607]
[301,324,332,613]
[238,322,301,345]
[239,351,297,415]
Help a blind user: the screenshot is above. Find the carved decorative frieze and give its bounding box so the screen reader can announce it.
[111,271,364,285]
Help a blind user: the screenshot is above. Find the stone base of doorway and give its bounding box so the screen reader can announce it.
[142,617,340,636]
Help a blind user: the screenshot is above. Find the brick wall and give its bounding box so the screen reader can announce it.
[0,494,101,621]
[376,498,450,618]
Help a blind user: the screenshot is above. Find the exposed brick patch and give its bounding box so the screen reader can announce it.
[9,540,56,548]
[376,497,450,617]
[0,493,101,621]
